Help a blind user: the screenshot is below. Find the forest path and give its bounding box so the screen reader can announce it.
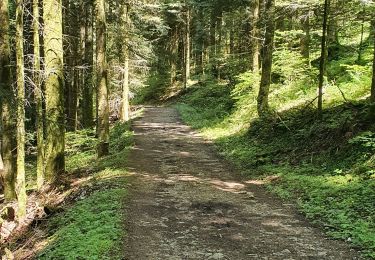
[123,106,361,260]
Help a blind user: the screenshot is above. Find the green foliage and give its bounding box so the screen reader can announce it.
[177,80,234,129]
[36,122,133,259]
[65,129,98,172]
[37,189,126,260]
[350,131,375,150]
[134,70,171,103]
[268,171,375,258]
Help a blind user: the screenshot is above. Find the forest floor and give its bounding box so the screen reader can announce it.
[123,106,362,259]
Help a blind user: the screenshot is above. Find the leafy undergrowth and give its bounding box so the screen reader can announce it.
[11,122,133,259]
[38,189,126,260]
[176,60,375,257]
[37,122,133,259]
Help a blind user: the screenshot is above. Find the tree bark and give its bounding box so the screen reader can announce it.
[371,20,375,102]
[318,0,330,116]
[251,0,260,72]
[257,0,275,118]
[120,2,130,122]
[0,0,17,200]
[170,26,179,85]
[67,4,79,131]
[43,0,65,181]
[300,10,310,63]
[16,0,27,219]
[33,0,44,190]
[96,0,109,157]
[183,6,191,89]
[82,1,94,128]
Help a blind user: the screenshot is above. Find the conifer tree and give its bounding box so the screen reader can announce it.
[15,0,27,219]
[0,0,17,200]
[257,0,275,118]
[96,0,110,157]
[43,0,65,181]
[33,0,44,190]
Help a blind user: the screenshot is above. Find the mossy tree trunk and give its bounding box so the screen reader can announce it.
[0,0,17,201]
[318,0,330,117]
[16,0,27,219]
[257,0,275,118]
[43,0,65,181]
[33,0,44,190]
[82,1,94,128]
[96,0,109,157]
[120,2,130,122]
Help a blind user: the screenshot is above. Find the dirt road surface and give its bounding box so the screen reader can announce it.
[123,107,361,260]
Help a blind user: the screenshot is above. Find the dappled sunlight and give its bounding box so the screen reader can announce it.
[209,180,245,192]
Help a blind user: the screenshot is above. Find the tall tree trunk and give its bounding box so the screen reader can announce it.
[78,1,86,127]
[300,10,310,63]
[82,1,94,128]
[120,2,130,122]
[251,0,260,72]
[357,8,365,62]
[67,5,79,131]
[0,0,17,200]
[43,0,65,181]
[96,0,109,157]
[318,0,330,116]
[257,0,275,118]
[33,0,44,190]
[371,20,375,102]
[183,6,191,89]
[230,17,235,55]
[209,10,216,65]
[16,0,27,219]
[170,26,179,85]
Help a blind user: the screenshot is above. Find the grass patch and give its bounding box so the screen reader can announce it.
[35,122,133,259]
[37,189,126,260]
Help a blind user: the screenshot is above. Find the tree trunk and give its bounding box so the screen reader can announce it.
[357,8,365,62]
[33,0,44,190]
[251,0,260,72]
[300,10,310,63]
[371,20,375,102]
[209,10,216,65]
[257,0,275,118]
[78,1,86,128]
[43,0,65,181]
[82,1,94,128]
[318,0,330,116]
[96,0,109,157]
[67,5,79,131]
[16,0,27,219]
[0,0,17,201]
[120,3,130,122]
[170,26,179,85]
[183,6,191,89]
